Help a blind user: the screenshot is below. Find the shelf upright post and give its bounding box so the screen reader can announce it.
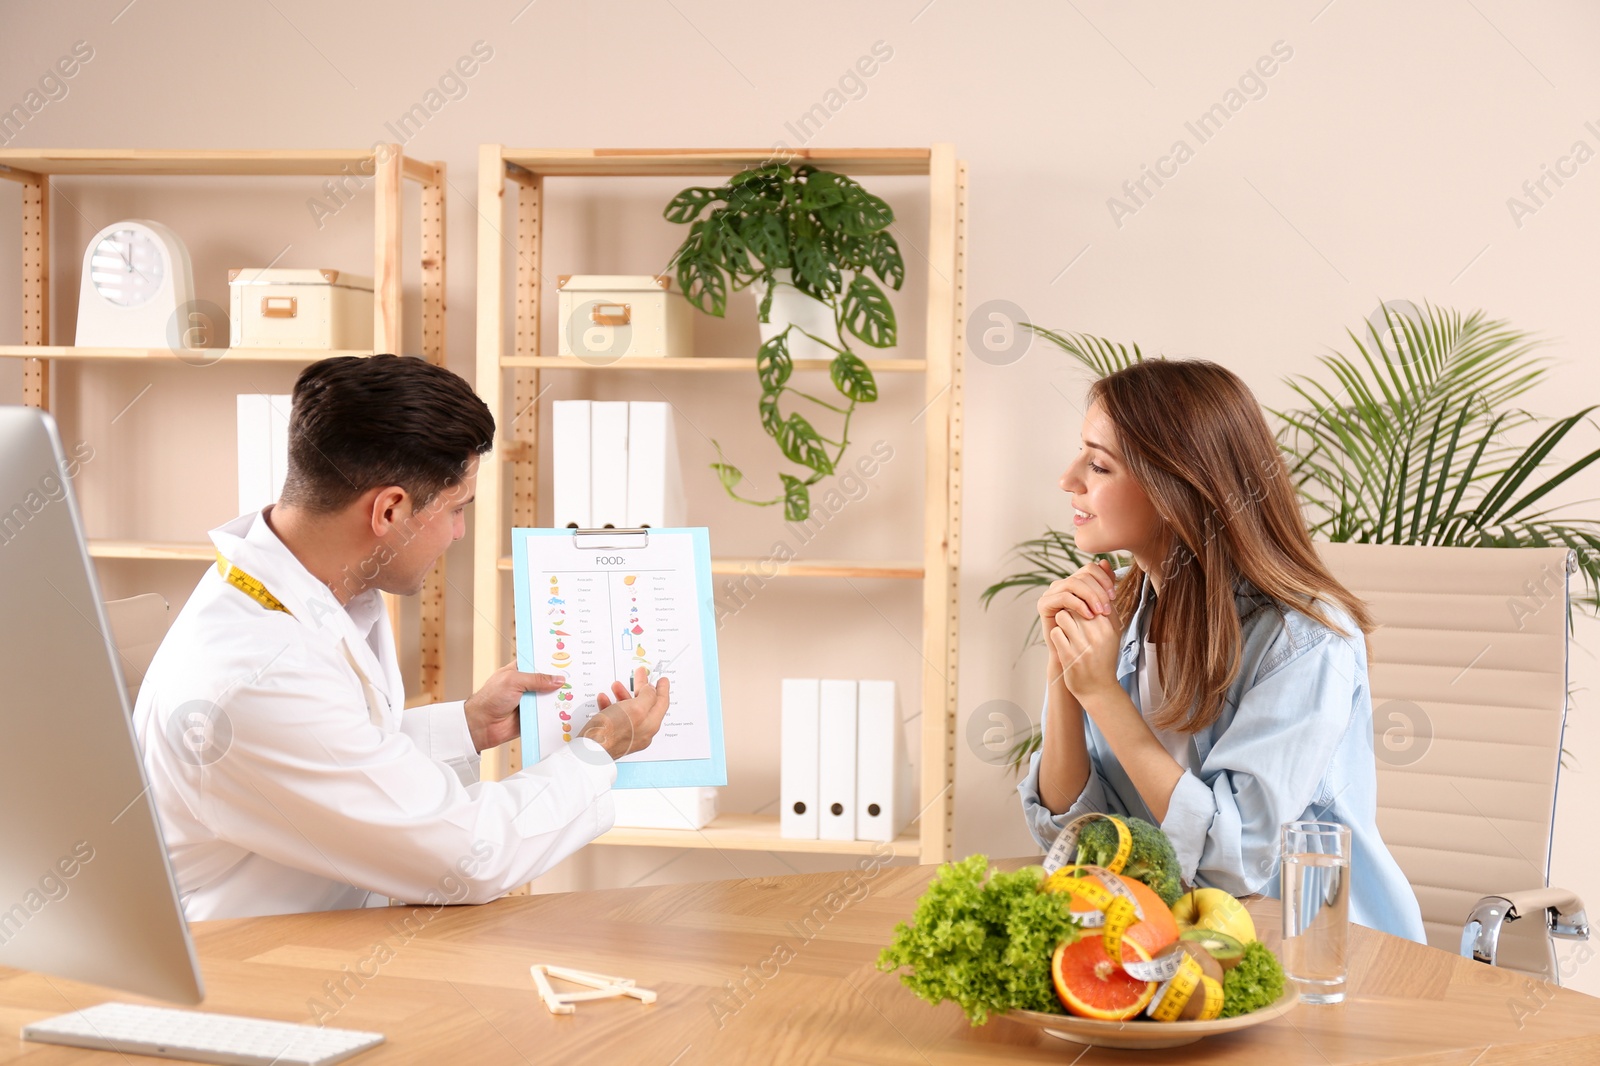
[504,161,545,794]
[372,144,403,355]
[474,145,512,781]
[418,161,448,704]
[22,171,49,408]
[372,142,407,647]
[919,143,963,864]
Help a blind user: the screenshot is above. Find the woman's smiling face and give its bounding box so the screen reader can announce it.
[1059,400,1164,559]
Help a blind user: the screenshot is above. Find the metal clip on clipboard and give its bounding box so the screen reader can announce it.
[571,527,651,550]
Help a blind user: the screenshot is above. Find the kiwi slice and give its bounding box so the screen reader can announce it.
[1179,928,1247,970]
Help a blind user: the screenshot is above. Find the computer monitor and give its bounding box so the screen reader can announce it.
[0,406,203,1004]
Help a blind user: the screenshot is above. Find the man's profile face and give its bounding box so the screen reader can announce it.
[376,460,478,596]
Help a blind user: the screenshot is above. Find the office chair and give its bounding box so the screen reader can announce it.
[103,592,171,707]
[1317,542,1589,982]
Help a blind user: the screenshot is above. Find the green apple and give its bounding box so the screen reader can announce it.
[1169,887,1256,945]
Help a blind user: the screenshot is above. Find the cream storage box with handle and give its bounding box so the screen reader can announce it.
[228,268,375,350]
[557,274,693,360]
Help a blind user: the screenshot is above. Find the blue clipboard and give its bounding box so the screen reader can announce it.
[511,526,726,789]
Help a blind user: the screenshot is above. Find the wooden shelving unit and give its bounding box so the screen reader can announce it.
[473,145,966,864]
[0,147,451,703]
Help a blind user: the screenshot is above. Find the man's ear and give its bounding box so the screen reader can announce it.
[368,486,409,536]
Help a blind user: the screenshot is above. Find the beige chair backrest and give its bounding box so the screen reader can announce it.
[103,592,172,706]
[1316,542,1574,979]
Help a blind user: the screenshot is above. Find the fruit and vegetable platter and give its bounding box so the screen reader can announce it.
[877,814,1298,1050]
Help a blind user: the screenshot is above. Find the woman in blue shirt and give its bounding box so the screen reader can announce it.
[1018,358,1427,944]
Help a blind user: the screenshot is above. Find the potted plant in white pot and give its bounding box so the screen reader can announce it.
[662,162,905,522]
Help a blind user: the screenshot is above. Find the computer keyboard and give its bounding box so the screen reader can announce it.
[22,1001,385,1066]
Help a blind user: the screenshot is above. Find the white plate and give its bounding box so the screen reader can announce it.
[1002,985,1300,1050]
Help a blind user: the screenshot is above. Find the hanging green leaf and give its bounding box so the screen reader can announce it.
[664,187,722,224]
[738,212,790,271]
[705,210,755,280]
[757,274,776,323]
[778,414,835,475]
[801,170,850,209]
[727,180,783,214]
[677,253,727,317]
[841,275,897,348]
[759,391,783,435]
[832,231,871,272]
[789,215,840,295]
[710,458,743,492]
[867,230,905,290]
[756,330,793,391]
[830,350,879,403]
[822,183,894,235]
[781,474,811,522]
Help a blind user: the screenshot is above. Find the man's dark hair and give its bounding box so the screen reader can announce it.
[281,354,495,513]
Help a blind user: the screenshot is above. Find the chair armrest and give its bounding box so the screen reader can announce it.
[1461,886,1590,967]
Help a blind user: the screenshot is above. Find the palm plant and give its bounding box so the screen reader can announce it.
[983,306,1600,771]
[1273,305,1600,592]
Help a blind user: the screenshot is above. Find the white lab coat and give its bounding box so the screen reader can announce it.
[131,508,616,920]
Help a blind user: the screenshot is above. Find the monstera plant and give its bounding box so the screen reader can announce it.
[663,162,904,522]
[984,307,1600,770]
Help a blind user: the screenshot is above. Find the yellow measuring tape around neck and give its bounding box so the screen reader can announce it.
[215,552,293,617]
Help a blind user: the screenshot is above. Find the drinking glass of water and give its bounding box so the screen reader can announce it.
[1281,820,1351,1004]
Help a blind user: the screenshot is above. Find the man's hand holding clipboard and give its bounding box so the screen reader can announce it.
[579,667,670,760]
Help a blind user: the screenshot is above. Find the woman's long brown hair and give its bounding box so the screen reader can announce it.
[1088,358,1375,734]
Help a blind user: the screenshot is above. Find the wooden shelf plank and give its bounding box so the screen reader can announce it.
[402,157,440,186]
[497,555,923,579]
[0,346,374,363]
[710,558,925,579]
[501,147,931,178]
[88,540,213,562]
[591,812,920,856]
[0,148,431,179]
[499,355,925,372]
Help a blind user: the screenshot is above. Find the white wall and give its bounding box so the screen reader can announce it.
[2,0,1596,992]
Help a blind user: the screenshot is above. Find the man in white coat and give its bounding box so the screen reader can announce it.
[133,354,668,920]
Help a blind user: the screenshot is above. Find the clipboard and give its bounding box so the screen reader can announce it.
[511,526,726,789]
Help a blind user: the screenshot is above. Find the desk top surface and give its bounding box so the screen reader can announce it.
[2,857,1598,1065]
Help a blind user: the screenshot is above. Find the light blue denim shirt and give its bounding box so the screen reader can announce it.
[1018,566,1427,944]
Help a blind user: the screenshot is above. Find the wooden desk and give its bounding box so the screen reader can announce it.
[3,858,1599,1064]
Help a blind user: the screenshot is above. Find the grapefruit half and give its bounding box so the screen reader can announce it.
[1051,932,1157,1021]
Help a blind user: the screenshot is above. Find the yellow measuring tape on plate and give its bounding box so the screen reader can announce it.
[1043,813,1223,1022]
[215,552,293,617]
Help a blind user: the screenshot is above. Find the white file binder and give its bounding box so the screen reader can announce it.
[626,401,686,529]
[817,679,858,842]
[590,401,629,528]
[611,786,718,830]
[855,680,914,843]
[780,678,821,839]
[236,394,290,516]
[551,400,592,529]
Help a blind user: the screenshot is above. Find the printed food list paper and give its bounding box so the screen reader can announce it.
[511,527,727,788]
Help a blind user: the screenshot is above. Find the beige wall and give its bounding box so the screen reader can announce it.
[3,0,1597,992]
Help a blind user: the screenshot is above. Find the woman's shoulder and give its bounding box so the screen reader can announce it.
[1235,576,1364,683]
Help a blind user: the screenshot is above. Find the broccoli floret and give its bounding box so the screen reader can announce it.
[1219,940,1287,1017]
[1073,816,1183,906]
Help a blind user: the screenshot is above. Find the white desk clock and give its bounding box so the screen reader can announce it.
[75,220,196,348]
